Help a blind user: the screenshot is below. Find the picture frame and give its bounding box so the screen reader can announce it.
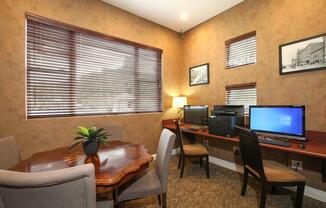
[189,63,209,86]
[279,33,326,75]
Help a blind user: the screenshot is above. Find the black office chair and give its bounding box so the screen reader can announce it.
[236,126,306,208]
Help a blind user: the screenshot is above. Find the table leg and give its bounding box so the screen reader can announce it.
[322,159,326,183]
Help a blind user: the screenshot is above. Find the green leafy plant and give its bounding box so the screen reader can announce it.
[69,126,111,150]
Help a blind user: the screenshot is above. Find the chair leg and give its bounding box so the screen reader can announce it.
[162,192,167,208]
[180,157,185,178]
[296,183,305,208]
[200,157,203,168]
[157,194,161,205]
[178,154,182,169]
[241,168,249,196]
[205,155,210,178]
[118,201,124,208]
[260,186,267,208]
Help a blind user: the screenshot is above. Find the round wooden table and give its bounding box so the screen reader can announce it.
[11,140,153,193]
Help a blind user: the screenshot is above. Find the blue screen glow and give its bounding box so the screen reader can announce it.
[250,107,304,136]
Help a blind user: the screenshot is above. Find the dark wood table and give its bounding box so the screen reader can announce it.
[11,140,153,193]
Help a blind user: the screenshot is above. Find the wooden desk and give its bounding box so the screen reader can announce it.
[11,140,153,193]
[162,119,326,181]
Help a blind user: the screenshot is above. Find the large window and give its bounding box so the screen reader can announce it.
[225,31,256,68]
[26,14,162,118]
[226,83,257,115]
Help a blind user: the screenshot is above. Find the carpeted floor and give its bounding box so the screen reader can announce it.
[123,156,326,208]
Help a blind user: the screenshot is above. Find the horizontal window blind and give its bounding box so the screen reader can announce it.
[226,83,257,115]
[26,14,162,118]
[226,31,256,68]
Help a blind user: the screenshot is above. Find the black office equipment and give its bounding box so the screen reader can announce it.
[212,105,245,126]
[183,105,208,125]
[208,105,244,137]
[208,115,238,137]
[257,135,291,147]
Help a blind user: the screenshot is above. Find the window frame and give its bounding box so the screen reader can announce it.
[225,82,257,115]
[225,31,257,69]
[25,13,163,119]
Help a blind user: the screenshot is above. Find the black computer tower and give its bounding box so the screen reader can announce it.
[212,105,244,126]
[208,114,238,137]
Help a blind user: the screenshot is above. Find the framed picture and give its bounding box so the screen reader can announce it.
[279,33,326,75]
[189,63,209,86]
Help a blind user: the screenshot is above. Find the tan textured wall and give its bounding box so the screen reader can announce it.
[181,0,326,190]
[0,0,182,158]
[181,0,326,131]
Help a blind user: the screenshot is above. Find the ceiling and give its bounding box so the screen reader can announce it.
[101,0,244,32]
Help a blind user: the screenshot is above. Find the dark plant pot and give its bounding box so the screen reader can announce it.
[82,141,99,156]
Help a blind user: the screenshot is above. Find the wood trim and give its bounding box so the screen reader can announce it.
[225,31,256,45]
[225,82,256,90]
[25,13,163,53]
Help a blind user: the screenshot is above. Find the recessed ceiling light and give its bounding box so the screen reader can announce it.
[180,12,188,20]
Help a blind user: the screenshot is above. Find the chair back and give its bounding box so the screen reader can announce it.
[174,120,184,154]
[236,126,266,181]
[0,164,96,208]
[0,136,21,169]
[154,129,176,193]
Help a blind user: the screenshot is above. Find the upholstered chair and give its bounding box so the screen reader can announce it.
[0,136,21,169]
[175,120,210,178]
[117,129,176,208]
[0,164,113,208]
[236,126,306,208]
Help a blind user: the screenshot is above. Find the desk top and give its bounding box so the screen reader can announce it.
[162,119,326,159]
[11,140,153,189]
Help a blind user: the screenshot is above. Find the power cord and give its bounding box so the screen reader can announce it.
[295,162,300,172]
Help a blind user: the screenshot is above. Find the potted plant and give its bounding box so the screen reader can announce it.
[70,126,110,156]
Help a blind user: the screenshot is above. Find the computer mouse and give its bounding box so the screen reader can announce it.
[299,143,305,149]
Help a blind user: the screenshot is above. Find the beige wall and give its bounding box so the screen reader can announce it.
[181,0,326,190]
[181,0,326,131]
[0,0,182,158]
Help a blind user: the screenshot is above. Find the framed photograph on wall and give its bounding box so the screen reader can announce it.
[279,33,326,75]
[189,63,209,86]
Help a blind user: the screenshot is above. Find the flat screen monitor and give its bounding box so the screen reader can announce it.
[249,106,305,140]
[184,105,208,125]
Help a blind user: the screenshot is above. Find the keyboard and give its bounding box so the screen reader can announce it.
[183,125,203,131]
[258,136,291,147]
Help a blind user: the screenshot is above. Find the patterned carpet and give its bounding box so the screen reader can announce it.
[123,156,326,208]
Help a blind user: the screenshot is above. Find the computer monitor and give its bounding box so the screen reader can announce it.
[249,106,305,141]
[212,105,245,126]
[184,105,208,125]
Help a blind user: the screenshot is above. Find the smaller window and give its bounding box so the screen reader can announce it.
[226,83,257,115]
[225,31,256,68]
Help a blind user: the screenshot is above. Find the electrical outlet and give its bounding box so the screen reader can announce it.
[291,160,303,170]
[233,146,240,155]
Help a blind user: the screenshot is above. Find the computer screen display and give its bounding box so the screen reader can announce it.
[184,105,208,125]
[249,106,305,138]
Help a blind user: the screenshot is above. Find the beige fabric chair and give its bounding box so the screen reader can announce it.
[0,136,21,169]
[0,164,113,208]
[117,129,176,208]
